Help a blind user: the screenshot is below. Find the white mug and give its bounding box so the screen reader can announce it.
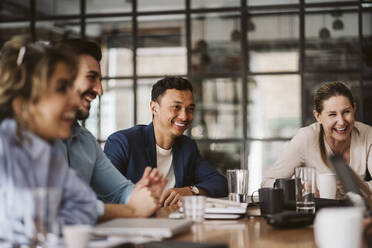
[63,225,92,248]
[314,207,363,248]
[317,173,337,199]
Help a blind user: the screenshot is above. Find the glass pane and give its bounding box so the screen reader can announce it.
[362,79,372,126]
[191,78,243,139]
[192,0,240,8]
[362,9,372,37]
[305,8,359,71]
[362,9,372,126]
[247,75,301,138]
[248,0,298,5]
[306,0,356,2]
[197,142,241,176]
[137,15,186,76]
[86,17,132,77]
[1,0,30,19]
[86,0,131,14]
[302,73,361,126]
[35,20,81,43]
[248,140,290,194]
[191,13,241,74]
[137,78,161,125]
[138,0,184,11]
[248,13,299,72]
[362,9,372,38]
[362,10,372,76]
[0,22,30,47]
[101,80,134,140]
[36,0,79,16]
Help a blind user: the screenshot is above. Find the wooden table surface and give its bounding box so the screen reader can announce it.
[174,218,316,248]
[156,205,369,248]
[158,206,317,248]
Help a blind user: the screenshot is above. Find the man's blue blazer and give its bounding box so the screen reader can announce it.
[104,122,228,197]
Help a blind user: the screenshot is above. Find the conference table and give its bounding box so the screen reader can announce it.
[156,206,317,248]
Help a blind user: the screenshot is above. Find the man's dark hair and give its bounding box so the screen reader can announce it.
[59,38,102,62]
[151,76,193,102]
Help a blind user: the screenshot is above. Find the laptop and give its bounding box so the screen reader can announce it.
[329,155,372,210]
[93,218,193,239]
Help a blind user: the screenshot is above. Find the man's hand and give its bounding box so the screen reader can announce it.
[127,183,160,217]
[160,187,193,207]
[136,167,167,198]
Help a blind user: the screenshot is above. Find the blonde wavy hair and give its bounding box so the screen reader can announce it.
[0,35,78,141]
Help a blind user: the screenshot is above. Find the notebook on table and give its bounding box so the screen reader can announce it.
[93,218,193,239]
[169,212,243,220]
[170,197,248,219]
[177,197,248,214]
[204,197,249,214]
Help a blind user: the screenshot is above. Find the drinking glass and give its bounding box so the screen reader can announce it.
[0,187,61,247]
[227,169,249,203]
[24,187,62,247]
[0,187,28,246]
[295,167,316,213]
[182,196,206,222]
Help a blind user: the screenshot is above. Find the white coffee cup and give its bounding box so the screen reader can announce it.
[317,173,337,199]
[63,225,91,248]
[314,207,363,248]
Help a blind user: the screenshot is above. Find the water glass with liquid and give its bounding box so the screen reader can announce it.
[0,187,61,246]
[21,187,61,247]
[227,169,249,203]
[182,196,206,223]
[295,167,316,213]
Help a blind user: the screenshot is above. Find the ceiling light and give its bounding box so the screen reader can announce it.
[333,19,344,31]
[248,20,255,32]
[319,27,330,40]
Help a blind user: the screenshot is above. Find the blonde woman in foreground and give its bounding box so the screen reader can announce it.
[0,36,98,245]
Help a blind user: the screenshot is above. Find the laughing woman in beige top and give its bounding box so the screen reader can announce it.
[262,82,372,190]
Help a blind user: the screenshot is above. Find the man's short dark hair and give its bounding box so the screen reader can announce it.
[151,76,193,102]
[59,38,102,62]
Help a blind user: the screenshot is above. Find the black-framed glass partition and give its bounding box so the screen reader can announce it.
[1,0,371,193]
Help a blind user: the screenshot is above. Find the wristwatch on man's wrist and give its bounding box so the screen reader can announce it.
[189,185,200,195]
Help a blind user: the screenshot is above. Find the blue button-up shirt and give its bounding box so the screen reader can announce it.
[56,122,134,204]
[0,119,98,242]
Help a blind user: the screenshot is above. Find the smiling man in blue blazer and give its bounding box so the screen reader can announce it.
[104,76,228,206]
